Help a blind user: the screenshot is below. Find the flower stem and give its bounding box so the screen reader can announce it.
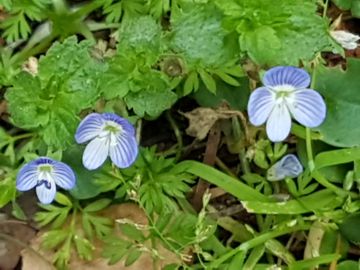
[166,111,183,161]
[322,0,329,18]
[306,127,315,171]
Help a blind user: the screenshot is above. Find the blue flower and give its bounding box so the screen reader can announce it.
[267,154,303,181]
[247,66,326,142]
[16,157,76,204]
[75,113,138,170]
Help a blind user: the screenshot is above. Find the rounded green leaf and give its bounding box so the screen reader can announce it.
[315,58,360,147]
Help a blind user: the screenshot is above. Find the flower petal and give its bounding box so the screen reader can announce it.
[288,89,326,128]
[109,133,138,168]
[248,87,275,126]
[36,179,56,204]
[16,161,38,191]
[266,103,291,142]
[75,113,104,144]
[267,154,303,181]
[263,66,311,89]
[83,137,110,170]
[52,161,76,190]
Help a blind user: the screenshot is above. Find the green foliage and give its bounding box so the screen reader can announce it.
[0,0,51,41]
[35,193,114,267]
[119,147,194,214]
[339,213,360,246]
[315,58,360,147]
[99,0,147,23]
[103,207,215,266]
[99,15,178,117]
[332,0,360,18]
[215,0,338,65]
[169,3,242,93]
[6,37,106,150]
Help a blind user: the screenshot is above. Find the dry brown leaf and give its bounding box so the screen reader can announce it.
[0,215,36,270]
[181,106,248,141]
[22,203,181,270]
[21,248,55,270]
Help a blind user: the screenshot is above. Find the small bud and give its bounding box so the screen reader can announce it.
[267,154,303,181]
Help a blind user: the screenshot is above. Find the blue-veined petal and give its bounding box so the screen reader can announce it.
[16,161,38,191]
[248,87,275,126]
[83,137,110,170]
[52,161,76,189]
[109,132,138,168]
[266,103,291,142]
[36,176,56,204]
[75,113,104,144]
[267,154,303,181]
[263,66,311,89]
[288,89,326,128]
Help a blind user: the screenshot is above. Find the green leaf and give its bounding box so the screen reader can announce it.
[41,229,69,249]
[169,3,239,67]
[193,77,250,111]
[315,58,360,147]
[183,71,198,95]
[339,213,360,246]
[118,15,161,54]
[54,193,72,207]
[102,0,147,23]
[5,73,48,129]
[83,199,112,212]
[11,201,27,220]
[125,87,177,117]
[125,248,142,266]
[198,69,217,94]
[337,261,360,270]
[216,0,338,65]
[240,26,281,65]
[333,0,360,17]
[314,148,360,169]
[6,36,106,149]
[102,235,132,264]
[73,235,94,261]
[0,176,16,208]
[213,70,240,86]
[120,224,144,242]
[174,160,270,202]
[242,190,342,214]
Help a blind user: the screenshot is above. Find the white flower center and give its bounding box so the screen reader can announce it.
[271,85,296,105]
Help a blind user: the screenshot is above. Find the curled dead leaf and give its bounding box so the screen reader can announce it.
[181,106,248,141]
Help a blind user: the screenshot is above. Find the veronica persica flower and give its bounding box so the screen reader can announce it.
[16,157,76,204]
[267,154,303,181]
[75,113,138,170]
[248,66,326,142]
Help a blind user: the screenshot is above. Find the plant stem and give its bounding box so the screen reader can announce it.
[306,127,315,171]
[166,111,183,161]
[11,133,34,142]
[11,33,56,65]
[207,223,311,269]
[322,0,329,18]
